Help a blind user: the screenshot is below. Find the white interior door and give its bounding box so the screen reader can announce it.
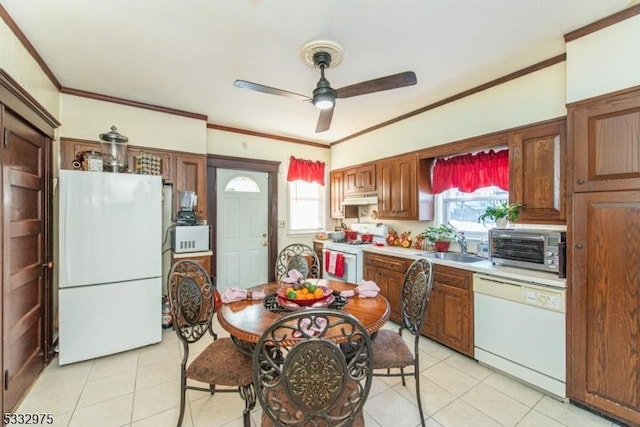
[216,169,269,291]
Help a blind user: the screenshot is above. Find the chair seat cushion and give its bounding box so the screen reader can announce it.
[371,329,415,370]
[259,381,365,427]
[186,337,253,386]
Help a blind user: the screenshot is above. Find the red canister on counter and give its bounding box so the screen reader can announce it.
[361,233,374,243]
[345,230,357,241]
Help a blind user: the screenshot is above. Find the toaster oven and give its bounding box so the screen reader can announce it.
[489,229,566,277]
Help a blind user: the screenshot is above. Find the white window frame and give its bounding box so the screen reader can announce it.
[435,186,509,240]
[287,180,325,235]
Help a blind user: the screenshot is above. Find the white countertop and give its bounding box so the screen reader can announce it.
[362,245,566,289]
[172,250,213,258]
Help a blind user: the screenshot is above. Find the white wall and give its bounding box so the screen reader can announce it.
[331,62,567,168]
[207,128,331,247]
[566,14,640,103]
[0,18,60,119]
[60,94,207,154]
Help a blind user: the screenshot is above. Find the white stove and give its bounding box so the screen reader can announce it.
[322,224,388,283]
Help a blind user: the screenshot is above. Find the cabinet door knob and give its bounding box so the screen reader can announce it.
[575,243,583,249]
[577,178,584,184]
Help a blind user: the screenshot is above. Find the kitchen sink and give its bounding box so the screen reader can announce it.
[415,252,485,263]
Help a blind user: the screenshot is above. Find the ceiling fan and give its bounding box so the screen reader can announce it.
[233,40,417,133]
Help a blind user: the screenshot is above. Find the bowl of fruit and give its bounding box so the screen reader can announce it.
[277,280,333,308]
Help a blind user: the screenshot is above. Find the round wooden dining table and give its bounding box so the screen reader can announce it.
[217,280,390,351]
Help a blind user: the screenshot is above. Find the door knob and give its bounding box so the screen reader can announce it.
[42,261,53,269]
[262,242,269,247]
[575,243,584,249]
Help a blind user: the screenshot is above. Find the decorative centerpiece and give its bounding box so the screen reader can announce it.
[276,280,333,309]
[478,202,522,228]
[422,224,459,252]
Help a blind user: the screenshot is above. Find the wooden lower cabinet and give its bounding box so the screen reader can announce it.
[172,251,213,276]
[422,264,474,357]
[363,252,411,323]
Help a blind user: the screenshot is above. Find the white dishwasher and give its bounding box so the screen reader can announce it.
[473,273,566,398]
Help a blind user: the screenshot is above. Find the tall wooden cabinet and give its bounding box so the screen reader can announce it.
[509,118,566,223]
[329,170,344,219]
[567,87,640,427]
[175,153,207,220]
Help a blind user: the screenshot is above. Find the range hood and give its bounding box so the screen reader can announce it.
[342,194,379,206]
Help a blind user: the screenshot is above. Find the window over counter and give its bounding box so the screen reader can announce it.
[439,186,508,237]
[431,149,509,238]
[288,180,325,234]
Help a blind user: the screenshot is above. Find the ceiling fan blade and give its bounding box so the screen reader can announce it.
[233,80,310,102]
[315,106,334,133]
[336,71,417,99]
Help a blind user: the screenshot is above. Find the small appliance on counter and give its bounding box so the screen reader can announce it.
[171,225,211,253]
[177,190,198,225]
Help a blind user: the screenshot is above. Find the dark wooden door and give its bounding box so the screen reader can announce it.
[1,108,49,412]
[568,190,640,425]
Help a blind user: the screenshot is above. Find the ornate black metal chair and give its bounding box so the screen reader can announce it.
[253,309,373,426]
[167,260,255,427]
[370,257,433,427]
[275,243,320,281]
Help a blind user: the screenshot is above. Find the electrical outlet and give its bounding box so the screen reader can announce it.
[278,219,286,228]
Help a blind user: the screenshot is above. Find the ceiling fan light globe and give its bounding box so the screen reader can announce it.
[314,97,334,110]
[312,82,336,110]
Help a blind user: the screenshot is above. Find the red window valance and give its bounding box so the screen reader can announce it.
[432,149,509,194]
[286,156,326,186]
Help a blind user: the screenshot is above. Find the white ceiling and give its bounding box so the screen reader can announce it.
[0,0,635,144]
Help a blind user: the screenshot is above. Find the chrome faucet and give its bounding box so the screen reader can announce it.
[456,232,467,254]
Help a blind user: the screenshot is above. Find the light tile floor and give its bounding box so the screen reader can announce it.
[12,319,623,427]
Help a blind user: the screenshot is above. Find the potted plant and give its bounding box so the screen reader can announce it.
[478,202,522,227]
[422,224,459,252]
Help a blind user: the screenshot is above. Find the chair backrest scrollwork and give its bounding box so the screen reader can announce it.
[167,260,216,344]
[275,243,320,281]
[253,309,373,426]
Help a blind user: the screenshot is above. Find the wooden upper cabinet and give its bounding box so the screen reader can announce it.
[175,153,207,220]
[509,118,566,224]
[569,87,640,193]
[59,139,102,170]
[344,163,376,194]
[377,153,418,220]
[329,170,344,219]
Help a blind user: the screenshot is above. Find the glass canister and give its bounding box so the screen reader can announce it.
[84,150,103,172]
[99,125,128,172]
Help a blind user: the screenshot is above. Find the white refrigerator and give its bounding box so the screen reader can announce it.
[58,170,162,365]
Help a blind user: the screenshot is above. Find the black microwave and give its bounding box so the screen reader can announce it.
[489,229,566,277]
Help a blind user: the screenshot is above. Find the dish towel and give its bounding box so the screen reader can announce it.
[220,287,266,303]
[281,269,304,285]
[324,251,345,277]
[340,280,380,298]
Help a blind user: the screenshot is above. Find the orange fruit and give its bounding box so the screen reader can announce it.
[313,288,324,298]
[300,288,310,295]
